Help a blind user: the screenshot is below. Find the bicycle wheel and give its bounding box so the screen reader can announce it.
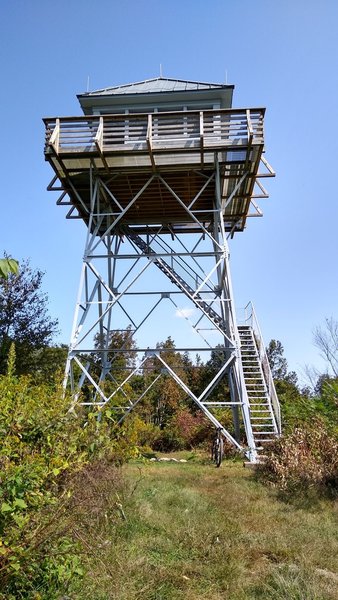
[211,439,217,462]
[215,436,223,468]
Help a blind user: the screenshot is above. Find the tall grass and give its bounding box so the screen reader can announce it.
[68,457,338,599]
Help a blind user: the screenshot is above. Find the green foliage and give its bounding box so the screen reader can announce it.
[266,339,288,380]
[140,337,192,428]
[151,408,213,452]
[266,339,298,385]
[320,378,338,425]
[94,325,137,385]
[0,258,59,375]
[123,339,239,452]
[0,362,134,597]
[275,373,338,436]
[260,343,338,499]
[0,258,19,279]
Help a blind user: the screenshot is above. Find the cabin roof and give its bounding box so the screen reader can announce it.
[78,77,233,97]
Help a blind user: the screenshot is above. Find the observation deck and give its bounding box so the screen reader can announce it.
[44,107,273,235]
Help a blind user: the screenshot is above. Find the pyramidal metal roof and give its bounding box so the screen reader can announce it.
[80,77,232,97]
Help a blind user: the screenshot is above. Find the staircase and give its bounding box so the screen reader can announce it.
[125,228,281,457]
[238,325,280,451]
[125,228,225,333]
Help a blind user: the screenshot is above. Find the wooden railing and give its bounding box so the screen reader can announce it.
[44,108,265,155]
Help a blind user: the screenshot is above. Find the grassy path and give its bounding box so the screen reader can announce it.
[70,455,338,599]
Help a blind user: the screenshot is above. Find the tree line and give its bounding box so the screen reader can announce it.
[1,256,337,449]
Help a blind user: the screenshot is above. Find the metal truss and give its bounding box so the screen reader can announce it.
[64,160,258,462]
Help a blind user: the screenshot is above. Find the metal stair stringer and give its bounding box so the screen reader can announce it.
[238,325,280,451]
[124,227,231,339]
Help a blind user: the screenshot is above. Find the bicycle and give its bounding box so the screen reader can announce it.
[211,428,224,467]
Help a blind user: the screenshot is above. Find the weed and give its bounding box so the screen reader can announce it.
[257,421,338,499]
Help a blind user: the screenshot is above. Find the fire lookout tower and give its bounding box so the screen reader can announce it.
[44,77,281,462]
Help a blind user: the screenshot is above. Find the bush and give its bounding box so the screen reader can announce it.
[0,356,134,597]
[171,408,213,447]
[149,409,213,452]
[257,420,338,498]
[126,415,161,450]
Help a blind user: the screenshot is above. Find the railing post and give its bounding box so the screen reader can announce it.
[94,117,103,152]
[246,109,253,144]
[200,111,204,168]
[49,118,60,153]
[146,114,155,171]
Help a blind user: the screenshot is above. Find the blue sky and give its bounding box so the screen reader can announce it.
[1,0,337,381]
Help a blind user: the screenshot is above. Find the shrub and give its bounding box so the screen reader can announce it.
[149,408,214,452]
[0,361,134,597]
[126,415,161,450]
[171,408,212,448]
[257,420,338,498]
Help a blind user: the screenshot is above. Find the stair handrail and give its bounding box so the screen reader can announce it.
[243,302,281,433]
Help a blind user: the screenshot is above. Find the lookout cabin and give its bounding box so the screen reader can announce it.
[44,77,271,235]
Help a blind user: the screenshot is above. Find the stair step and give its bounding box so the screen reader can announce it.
[242,361,260,364]
[250,399,269,402]
[246,388,266,391]
[242,358,259,361]
[251,410,271,417]
[243,371,261,375]
[249,401,269,405]
[247,386,266,389]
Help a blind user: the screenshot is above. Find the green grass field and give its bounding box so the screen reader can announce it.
[69,454,338,599]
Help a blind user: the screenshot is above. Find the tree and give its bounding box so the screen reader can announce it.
[314,317,338,377]
[138,337,190,427]
[94,325,137,385]
[198,345,230,405]
[266,340,288,380]
[266,339,298,385]
[0,258,59,375]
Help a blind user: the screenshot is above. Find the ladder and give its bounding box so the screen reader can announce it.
[238,325,280,450]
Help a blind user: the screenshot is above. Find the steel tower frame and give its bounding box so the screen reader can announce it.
[44,100,280,462]
[64,158,258,461]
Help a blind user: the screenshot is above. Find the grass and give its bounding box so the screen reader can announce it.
[66,454,338,599]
